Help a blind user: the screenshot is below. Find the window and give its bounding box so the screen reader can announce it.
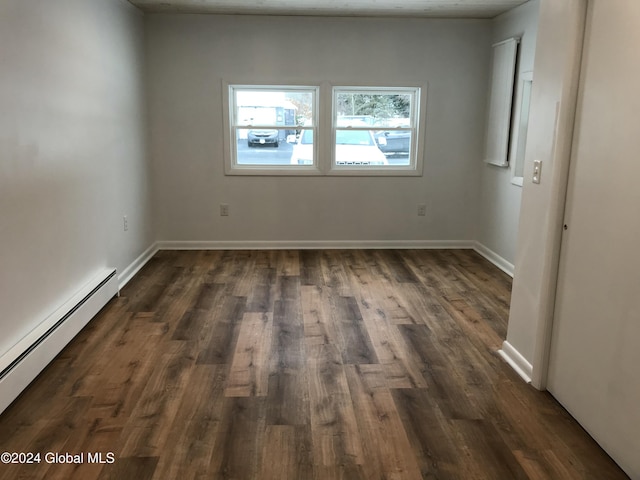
[223,83,425,176]
[332,87,421,173]
[510,71,533,186]
[225,84,319,175]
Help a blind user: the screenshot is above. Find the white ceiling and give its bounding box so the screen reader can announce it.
[127,0,530,19]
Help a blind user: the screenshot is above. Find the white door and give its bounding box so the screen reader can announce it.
[547,2,640,478]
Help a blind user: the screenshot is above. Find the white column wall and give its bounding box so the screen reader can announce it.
[504,0,587,384]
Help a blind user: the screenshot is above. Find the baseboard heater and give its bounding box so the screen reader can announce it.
[0,268,118,415]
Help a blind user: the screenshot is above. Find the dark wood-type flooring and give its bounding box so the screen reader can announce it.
[0,249,629,479]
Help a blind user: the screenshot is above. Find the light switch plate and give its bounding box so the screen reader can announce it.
[533,160,542,184]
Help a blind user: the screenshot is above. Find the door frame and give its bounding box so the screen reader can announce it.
[505,0,589,390]
[531,2,589,389]
[533,1,590,390]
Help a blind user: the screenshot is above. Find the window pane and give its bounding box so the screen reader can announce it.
[514,80,532,179]
[235,90,313,127]
[334,129,388,166]
[236,128,300,166]
[335,92,412,128]
[332,88,418,170]
[289,129,315,165]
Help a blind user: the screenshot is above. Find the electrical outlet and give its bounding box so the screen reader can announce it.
[123,215,128,231]
[220,204,229,216]
[417,204,426,216]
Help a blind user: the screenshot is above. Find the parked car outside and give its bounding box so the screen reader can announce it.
[374,118,411,156]
[247,129,279,147]
[375,130,411,156]
[290,128,388,166]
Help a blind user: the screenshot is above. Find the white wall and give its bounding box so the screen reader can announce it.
[146,15,491,245]
[0,0,153,359]
[504,0,587,383]
[477,0,539,268]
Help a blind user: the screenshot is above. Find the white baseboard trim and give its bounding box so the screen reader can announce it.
[117,242,159,290]
[473,242,515,277]
[498,340,533,384]
[157,240,475,251]
[0,269,118,415]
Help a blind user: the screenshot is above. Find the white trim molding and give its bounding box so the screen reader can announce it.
[157,240,476,251]
[117,242,159,290]
[498,340,533,384]
[473,242,515,277]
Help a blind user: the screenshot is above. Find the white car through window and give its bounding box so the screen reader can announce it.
[290,123,387,166]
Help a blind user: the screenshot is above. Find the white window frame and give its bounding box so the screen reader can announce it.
[222,81,426,176]
[329,85,425,176]
[223,82,321,176]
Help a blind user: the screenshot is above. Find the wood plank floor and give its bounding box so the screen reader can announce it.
[0,249,629,480]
